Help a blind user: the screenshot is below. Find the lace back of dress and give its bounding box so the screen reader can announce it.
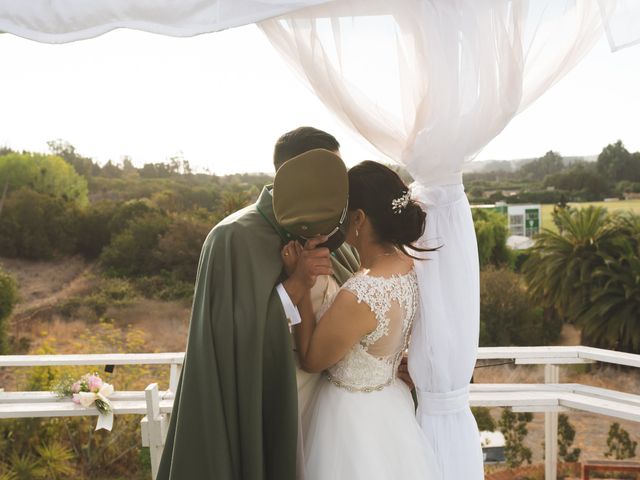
[326,270,418,392]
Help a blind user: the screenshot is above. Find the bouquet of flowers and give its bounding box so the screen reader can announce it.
[54,373,115,431]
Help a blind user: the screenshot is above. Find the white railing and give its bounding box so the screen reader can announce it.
[1,347,639,480]
[473,346,640,480]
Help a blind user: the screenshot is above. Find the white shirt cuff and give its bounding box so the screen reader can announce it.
[276,283,302,326]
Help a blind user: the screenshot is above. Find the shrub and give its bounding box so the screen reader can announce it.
[0,188,79,259]
[75,201,118,258]
[604,422,637,460]
[498,408,533,468]
[2,322,165,479]
[153,216,212,282]
[0,268,19,354]
[100,212,170,277]
[558,414,581,462]
[480,268,560,346]
[472,407,496,432]
[472,208,511,268]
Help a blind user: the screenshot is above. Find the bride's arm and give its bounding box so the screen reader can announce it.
[294,290,375,373]
[281,238,375,373]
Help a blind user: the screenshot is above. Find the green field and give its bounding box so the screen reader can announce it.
[540,199,640,231]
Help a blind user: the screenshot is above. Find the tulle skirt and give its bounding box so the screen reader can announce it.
[303,378,442,480]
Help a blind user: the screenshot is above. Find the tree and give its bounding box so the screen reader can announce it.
[543,162,610,200]
[0,268,19,354]
[47,139,98,177]
[472,407,496,432]
[480,267,560,346]
[100,213,170,276]
[522,206,617,321]
[597,140,640,183]
[520,150,565,181]
[604,423,637,460]
[0,188,79,259]
[472,208,511,268]
[498,408,533,468]
[153,216,212,282]
[0,152,89,209]
[579,212,640,352]
[524,207,640,353]
[558,414,581,462]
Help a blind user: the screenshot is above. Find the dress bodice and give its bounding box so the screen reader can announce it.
[326,269,419,392]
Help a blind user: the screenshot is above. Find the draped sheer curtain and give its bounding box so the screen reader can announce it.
[0,0,331,43]
[260,1,615,478]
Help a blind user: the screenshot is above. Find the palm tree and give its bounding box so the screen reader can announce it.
[524,207,640,353]
[579,215,640,353]
[523,206,619,321]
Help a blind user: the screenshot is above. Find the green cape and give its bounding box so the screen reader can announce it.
[157,186,359,480]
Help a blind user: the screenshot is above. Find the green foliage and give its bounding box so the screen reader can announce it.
[100,213,170,277]
[47,140,100,178]
[472,208,511,268]
[152,216,212,282]
[0,188,79,259]
[480,268,560,346]
[523,206,615,319]
[132,274,194,301]
[544,162,609,201]
[520,150,564,181]
[0,152,88,207]
[524,206,640,352]
[557,414,581,462]
[604,422,637,460]
[597,140,640,183]
[0,268,19,354]
[498,408,533,468]
[472,407,496,432]
[75,201,118,258]
[58,278,136,321]
[2,322,165,479]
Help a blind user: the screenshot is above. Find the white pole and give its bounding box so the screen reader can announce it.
[145,383,163,480]
[544,364,560,480]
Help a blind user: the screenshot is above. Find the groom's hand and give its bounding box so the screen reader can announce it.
[283,235,332,304]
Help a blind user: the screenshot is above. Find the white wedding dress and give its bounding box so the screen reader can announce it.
[303,269,442,480]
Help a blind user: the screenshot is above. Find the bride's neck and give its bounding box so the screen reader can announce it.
[357,239,397,269]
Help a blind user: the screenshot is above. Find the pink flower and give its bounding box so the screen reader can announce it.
[87,375,103,392]
[72,393,81,405]
[71,382,81,394]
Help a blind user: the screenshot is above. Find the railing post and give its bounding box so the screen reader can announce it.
[544,364,560,480]
[141,383,166,480]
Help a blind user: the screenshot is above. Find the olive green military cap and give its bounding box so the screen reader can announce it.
[273,149,348,249]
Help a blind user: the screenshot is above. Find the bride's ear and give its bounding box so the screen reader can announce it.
[351,209,366,230]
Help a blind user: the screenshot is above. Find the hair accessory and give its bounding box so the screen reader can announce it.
[391,190,410,214]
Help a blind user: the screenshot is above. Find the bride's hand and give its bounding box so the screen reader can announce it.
[281,241,300,276]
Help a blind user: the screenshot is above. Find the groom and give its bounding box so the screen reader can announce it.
[157,127,359,480]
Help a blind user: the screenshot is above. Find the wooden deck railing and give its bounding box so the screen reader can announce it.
[1,347,639,480]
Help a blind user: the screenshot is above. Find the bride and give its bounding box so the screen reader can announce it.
[282,160,442,480]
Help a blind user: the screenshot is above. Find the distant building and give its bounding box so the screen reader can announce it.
[506,204,541,238]
[472,202,542,243]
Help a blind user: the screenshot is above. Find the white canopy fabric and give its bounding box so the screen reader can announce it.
[0,0,330,43]
[259,1,635,478]
[1,1,639,479]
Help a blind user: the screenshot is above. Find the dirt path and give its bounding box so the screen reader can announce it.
[1,256,97,327]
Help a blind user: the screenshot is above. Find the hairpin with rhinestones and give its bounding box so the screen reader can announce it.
[391,190,410,214]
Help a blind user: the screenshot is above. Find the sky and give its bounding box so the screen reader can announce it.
[0,23,639,175]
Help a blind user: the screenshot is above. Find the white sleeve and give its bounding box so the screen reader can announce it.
[276,283,302,326]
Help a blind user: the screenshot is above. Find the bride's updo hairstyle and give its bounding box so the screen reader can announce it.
[348,161,428,257]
